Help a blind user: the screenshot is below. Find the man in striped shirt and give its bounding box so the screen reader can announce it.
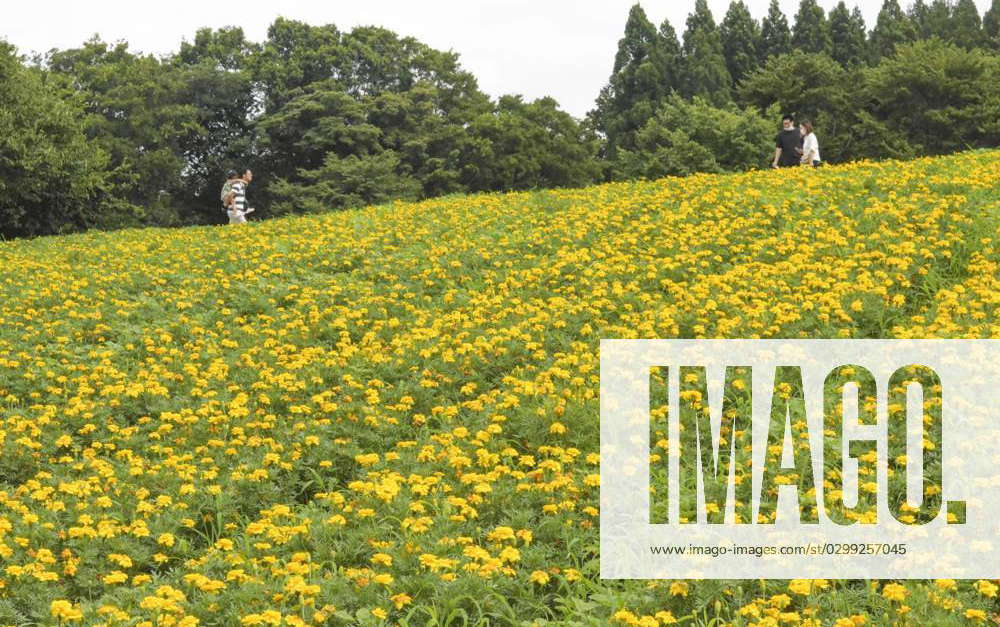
[227,168,255,224]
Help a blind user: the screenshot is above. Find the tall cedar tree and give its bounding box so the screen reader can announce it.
[829,2,867,67]
[791,0,832,55]
[909,0,931,38]
[654,18,683,96]
[922,0,953,40]
[759,0,792,61]
[720,1,761,85]
[850,8,869,59]
[681,0,732,105]
[591,4,670,158]
[870,0,917,62]
[949,0,983,48]
[986,0,1000,49]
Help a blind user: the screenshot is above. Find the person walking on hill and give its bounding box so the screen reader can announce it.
[771,114,803,169]
[221,170,240,212]
[799,121,821,167]
[225,168,255,225]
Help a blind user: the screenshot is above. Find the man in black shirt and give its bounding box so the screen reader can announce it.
[772,114,803,168]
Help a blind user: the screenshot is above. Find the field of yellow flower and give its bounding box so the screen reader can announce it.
[0,151,998,626]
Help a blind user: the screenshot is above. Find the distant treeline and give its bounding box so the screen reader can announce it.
[2,0,1000,237]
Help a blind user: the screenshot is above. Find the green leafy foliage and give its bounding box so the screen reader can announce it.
[759,0,793,61]
[615,96,777,179]
[589,4,676,159]
[829,2,868,68]
[6,4,1000,238]
[0,44,132,237]
[680,0,732,105]
[720,1,762,86]
[791,0,832,55]
[864,39,1000,155]
[870,0,918,62]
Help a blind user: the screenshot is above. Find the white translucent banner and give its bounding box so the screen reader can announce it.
[600,339,999,579]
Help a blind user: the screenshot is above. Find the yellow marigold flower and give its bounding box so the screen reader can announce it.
[102,570,128,585]
[242,610,282,626]
[788,579,811,595]
[669,581,689,597]
[964,609,987,622]
[881,583,907,602]
[789,579,828,595]
[975,579,997,598]
[50,599,83,621]
[612,609,638,624]
[371,553,392,566]
[390,593,412,609]
[486,526,516,543]
[529,570,550,585]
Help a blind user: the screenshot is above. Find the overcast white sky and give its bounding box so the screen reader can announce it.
[2,1,994,118]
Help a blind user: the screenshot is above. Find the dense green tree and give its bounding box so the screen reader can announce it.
[14,7,1000,238]
[0,44,132,237]
[720,1,761,85]
[907,0,984,49]
[256,82,381,174]
[459,96,602,192]
[830,2,868,67]
[251,18,343,114]
[739,51,849,123]
[653,18,683,94]
[590,5,673,158]
[616,95,778,178]
[739,51,906,161]
[923,0,954,40]
[680,0,732,105]
[366,85,475,198]
[46,39,205,225]
[870,0,917,62]
[264,87,600,211]
[865,39,1000,154]
[791,0,832,55]
[172,28,258,222]
[254,20,484,111]
[759,0,792,61]
[986,0,1000,48]
[254,21,491,206]
[908,0,931,38]
[949,0,984,48]
[269,151,420,215]
[178,26,259,71]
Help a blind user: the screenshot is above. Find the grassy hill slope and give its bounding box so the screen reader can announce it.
[0,151,997,625]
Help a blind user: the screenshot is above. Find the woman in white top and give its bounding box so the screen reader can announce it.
[799,121,821,167]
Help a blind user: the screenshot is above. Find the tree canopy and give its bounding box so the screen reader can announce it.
[5,4,1000,238]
